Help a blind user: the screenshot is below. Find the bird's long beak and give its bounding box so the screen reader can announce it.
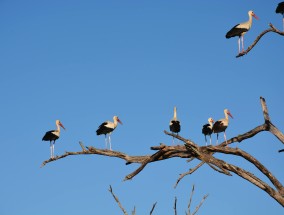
[59,122,66,130]
[228,112,234,119]
[253,14,259,20]
[117,118,123,125]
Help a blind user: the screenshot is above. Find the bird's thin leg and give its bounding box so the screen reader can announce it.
[282,16,284,31]
[216,133,219,145]
[52,142,55,158]
[224,131,227,145]
[209,135,212,145]
[205,135,207,146]
[50,142,53,159]
[238,37,241,53]
[241,36,245,52]
[104,135,108,149]
[109,135,112,151]
[172,136,175,145]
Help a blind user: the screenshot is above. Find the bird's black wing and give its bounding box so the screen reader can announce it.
[96,122,114,135]
[225,24,248,38]
[42,130,58,141]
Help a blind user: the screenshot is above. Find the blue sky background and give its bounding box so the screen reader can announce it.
[1,0,283,214]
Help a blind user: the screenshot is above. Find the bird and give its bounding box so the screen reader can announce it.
[169,106,181,144]
[212,109,233,145]
[96,116,122,150]
[276,2,284,31]
[202,117,214,146]
[42,120,66,159]
[226,10,259,54]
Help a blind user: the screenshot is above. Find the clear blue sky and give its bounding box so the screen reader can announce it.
[1,0,283,214]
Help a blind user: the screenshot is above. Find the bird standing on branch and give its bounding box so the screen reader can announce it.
[96,116,122,150]
[202,117,214,146]
[226,10,259,54]
[42,120,66,159]
[169,106,181,144]
[212,109,233,145]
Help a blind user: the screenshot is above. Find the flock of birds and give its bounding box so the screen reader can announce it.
[225,2,284,54]
[42,107,233,159]
[169,107,233,146]
[41,3,284,158]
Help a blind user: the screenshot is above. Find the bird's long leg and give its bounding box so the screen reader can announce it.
[104,135,108,149]
[172,136,175,145]
[216,133,219,145]
[205,135,207,146]
[241,36,245,53]
[282,16,284,31]
[209,135,212,145]
[50,142,53,159]
[224,131,227,145]
[109,135,112,151]
[238,37,241,53]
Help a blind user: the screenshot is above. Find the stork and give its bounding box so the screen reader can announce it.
[42,120,66,159]
[276,2,284,31]
[212,109,233,145]
[96,116,122,150]
[169,106,181,144]
[202,118,214,146]
[226,10,259,54]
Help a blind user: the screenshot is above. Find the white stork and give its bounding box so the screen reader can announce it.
[42,120,66,159]
[226,10,259,54]
[202,117,214,146]
[96,116,122,150]
[169,106,181,144]
[276,2,284,31]
[212,109,233,145]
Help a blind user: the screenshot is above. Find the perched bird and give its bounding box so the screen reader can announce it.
[169,106,181,144]
[212,109,233,144]
[202,118,214,146]
[96,116,122,150]
[226,10,259,54]
[42,120,66,159]
[276,2,284,31]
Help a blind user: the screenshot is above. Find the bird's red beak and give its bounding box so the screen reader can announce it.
[228,112,233,119]
[117,118,123,125]
[253,14,259,20]
[59,122,66,130]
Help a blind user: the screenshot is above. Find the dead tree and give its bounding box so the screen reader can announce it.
[41,97,284,207]
[236,23,284,58]
[109,185,208,215]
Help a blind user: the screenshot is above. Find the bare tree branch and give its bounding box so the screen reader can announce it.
[40,97,284,206]
[149,202,157,215]
[236,23,284,58]
[109,185,128,215]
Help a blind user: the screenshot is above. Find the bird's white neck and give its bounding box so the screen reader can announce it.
[224,112,229,120]
[247,13,253,29]
[56,123,61,132]
[113,117,118,128]
[173,107,177,120]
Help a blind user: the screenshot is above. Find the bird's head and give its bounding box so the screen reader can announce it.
[249,10,259,20]
[114,116,123,125]
[208,118,214,123]
[56,120,66,130]
[224,109,233,119]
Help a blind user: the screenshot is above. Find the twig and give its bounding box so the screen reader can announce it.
[149,202,157,215]
[187,185,195,215]
[109,185,128,215]
[174,197,177,215]
[192,194,209,215]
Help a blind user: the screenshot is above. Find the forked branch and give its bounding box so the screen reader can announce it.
[236,23,284,58]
